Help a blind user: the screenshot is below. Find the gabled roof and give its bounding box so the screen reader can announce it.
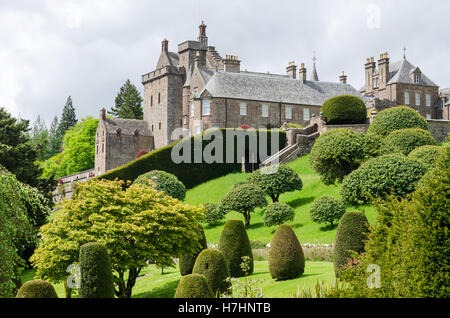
[103,118,152,136]
[387,58,437,87]
[199,71,361,106]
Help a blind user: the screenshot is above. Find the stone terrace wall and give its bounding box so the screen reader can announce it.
[427,120,450,143]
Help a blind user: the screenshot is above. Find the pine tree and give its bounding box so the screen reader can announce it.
[57,96,77,143]
[108,80,143,119]
[30,116,51,161]
[48,116,61,156]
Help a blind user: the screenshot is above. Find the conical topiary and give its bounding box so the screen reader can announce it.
[174,274,214,298]
[218,219,253,277]
[179,227,208,276]
[192,248,231,296]
[268,224,305,280]
[79,242,115,298]
[334,211,370,277]
[16,280,58,298]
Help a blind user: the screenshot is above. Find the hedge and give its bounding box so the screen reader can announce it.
[408,145,444,169]
[179,227,208,276]
[16,280,58,298]
[133,170,186,201]
[381,128,436,155]
[368,106,428,136]
[321,95,367,125]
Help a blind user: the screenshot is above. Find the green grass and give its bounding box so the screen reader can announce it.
[185,154,377,245]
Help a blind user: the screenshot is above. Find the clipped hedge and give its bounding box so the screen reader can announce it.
[133,170,186,201]
[16,280,58,298]
[174,274,214,298]
[408,145,444,169]
[263,202,295,227]
[179,228,208,276]
[368,106,428,136]
[321,95,367,125]
[203,203,224,226]
[309,196,346,226]
[96,129,286,189]
[381,128,436,155]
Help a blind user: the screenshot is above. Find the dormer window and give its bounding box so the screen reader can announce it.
[414,74,420,84]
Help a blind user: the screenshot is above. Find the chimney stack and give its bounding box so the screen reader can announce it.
[223,55,241,73]
[365,56,376,93]
[198,21,208,45]
[100,108,106,120]
[194,51,206,69]
[161,38,168,53]
[286,61,297,79]
[299,63,307,83]
[377,52,389,89]
[339,71,348,84]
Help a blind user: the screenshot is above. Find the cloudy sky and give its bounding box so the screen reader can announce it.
[1,0,449,126]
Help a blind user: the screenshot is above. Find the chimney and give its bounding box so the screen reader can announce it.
[223,55,241,73]
[339,71,348,84]
[299,63,307,83]
[365,56,376,93]
[100,108,106,120]
[286,61,297,79]
[377,52,389,89]
[161,38,168,53]
[198,21,208,45]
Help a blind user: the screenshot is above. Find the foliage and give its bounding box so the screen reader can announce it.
[223,256,264,298]
[16,280,58,298]
[367,105,428,136]
[248,165,303,202]
[30,179,204,298]
[192,248,231,296]
[133,170,186,201]
[263,202,295,227]
[321,95,367,125]
[79,242,115,298]
[108,79,144,120]
[309,196,346,226]
[408,145,444,169]
[179,228,207,276]
[381,128,436,155]
[203,202,225,226]
[56,96,77,144]
[218,220,254,277]
[310,129,382,185]
[174,274,214,298]
[218,183,267,227]
[268,224,305,280]
[29,115,52,161]
[135,149,148,159]
[341,154,427,205]
[48,116,62,157]
[285,123,303,129]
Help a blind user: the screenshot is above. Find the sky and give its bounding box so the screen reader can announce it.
[1,0,449,126]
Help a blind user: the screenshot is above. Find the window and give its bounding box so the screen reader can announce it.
[190,101,195,118]
[426,114,431,120]
[96,146,98,154]
[285,106,292,120]
[202,99,211,116]
[151,96,153,106]
[416,93,421,106]
[262,104,269,118]
[158,92,161,104]
[373,77,379,88]
[152,124,154,131]
[414,74,420,84]
[240,102,247,116]
[159,122,162,130]
[102,143,104,153]
[183,116,187,125]
[303,108,310,121]
[426,94,431,107]
[404,92,410,105]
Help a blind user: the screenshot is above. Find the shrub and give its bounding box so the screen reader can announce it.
[368,106,428,136]
[192,248,231,296]
[408,145,444,169]
[333,211,369,278]
[341,154,427,205]
[203,203,224,226]
[133,170,186,201]
[310,129,382,185]
[310,196,346,226]
[381,128,436,155]
[321,95,367,125]
[179,228,207,276]
[174,274,214,298]
[248,165,302,202]
[285,123,303,129]
[218,220,253,277]
[218,183,267,228]
[16,280,58,298]
[268,224,305,280]
[263,202,295,227]
[79,242,114,298]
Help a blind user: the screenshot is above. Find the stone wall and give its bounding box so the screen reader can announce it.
[427,120,450,142]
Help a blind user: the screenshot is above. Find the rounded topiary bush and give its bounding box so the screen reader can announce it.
[263,202,295,227]
[334,211,369,277]
[268,224,305,280]
[408,145,444,169]
[16,280,58,298]
[133,170,186,201]
[79,242,114,298]
[174,274,214,298]
[179,228,208,276]
[192,248,231,296]
[381,128,436,155]
[310,196,346,226]
[368,106,428,136]
[321,95,367,125]
[203,203,224,226]
[218,219,253,277]
[341,154,428,205]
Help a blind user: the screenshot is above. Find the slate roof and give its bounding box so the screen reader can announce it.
[168,52,179,66]
[310,63,319,81]
[199,71,361,106]
[442,87,450,106]
[387,58,437,86]
[103,118,152,136]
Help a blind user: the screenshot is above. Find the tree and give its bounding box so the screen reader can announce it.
[108,79,143,120]
[48,116,61,156]
[133,170,186,201]
[175,274,214,298]
[30,115,51,161]
[247,165,303,202]
[381,128,436,155]
[30,179,204,298]
[56,96,77,148]
[309,196,346,227]
[16,280,58,298]
[321,95,367,125]
[263,202,295,227]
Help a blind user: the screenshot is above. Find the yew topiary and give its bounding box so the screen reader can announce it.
[381,128,436,155]
[268,224,305,280]
[133,170,186,201]
[16,280,58,298]
[263,202,295,227]
[368,106,428,136]
[321,95,367,125]
[179,228,208,276]
[310,196,346,226]
[174,274,214,298]
[408,145,444,169]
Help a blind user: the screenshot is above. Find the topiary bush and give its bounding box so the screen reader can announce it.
[247,165,303,202]
[133,170,186,201]
[202,203,224,226]
[268,224,305,280]
[192,248,231,296]
[79,242,115,298]
[16,280,58,298]
[309,196,346,226]
[321,95,367,125]
[381,128,436,155]
[341,154,428,205]
[310,129,382,185]
[263,202,295,227]
[179,228,208,276]
[367,106,428,136]
[333,211,369,278]
[218,220,253,277]
[408,145,444,169]
[174,274,214,298]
